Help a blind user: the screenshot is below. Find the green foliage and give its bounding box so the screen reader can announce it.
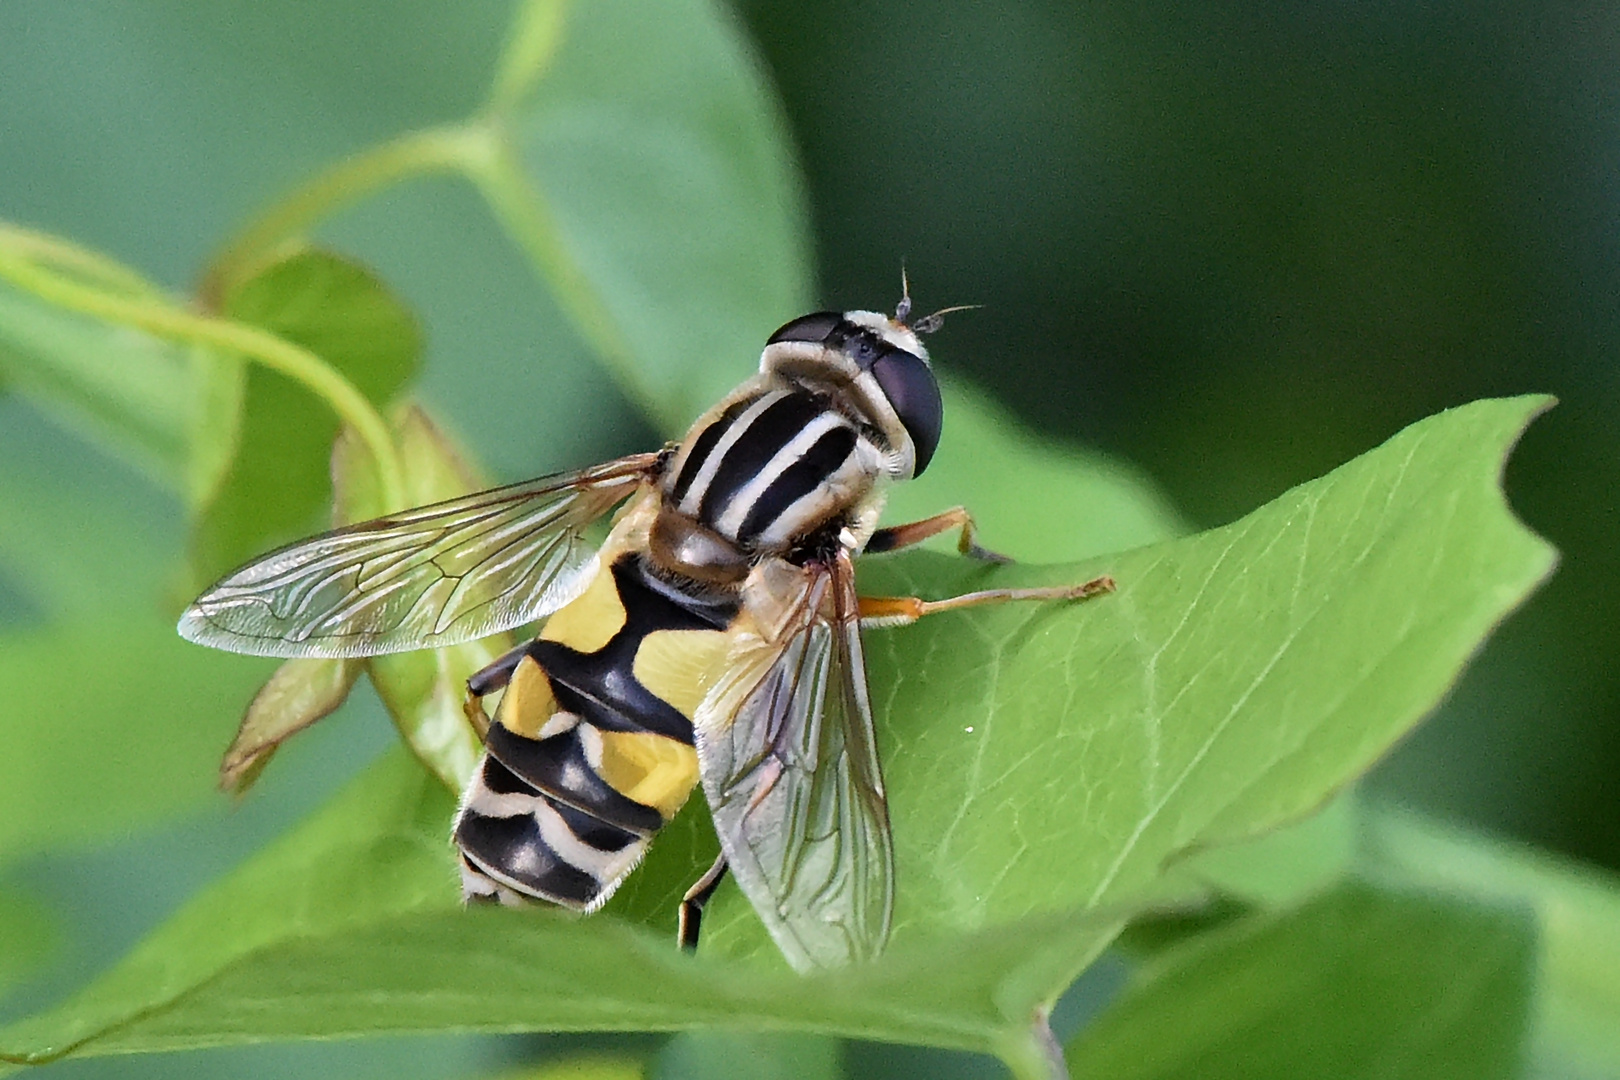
[887,380,1186,563]
[330,405,508,790]
[479,0,814,429]
[1361,805,1620,1079]
[0,397,1559,1071]
[1066,883,1536,1080]
[1180,791,1357,906]
[0,1,1611,1079]
[0,621,273,862]
[653,1032,841,1080]
[0,891,56,997]
[218,656,364,794]
[192,248,420,589]
[0,275,212,496]
[0,401,277,859]
[500,1057,646,1080]
[693,397,1555,964]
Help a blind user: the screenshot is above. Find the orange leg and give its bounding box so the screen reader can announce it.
[866,506,1010,562]
[858,575,1115,627]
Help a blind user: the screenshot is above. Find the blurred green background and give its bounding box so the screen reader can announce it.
[1,0,1615,1076]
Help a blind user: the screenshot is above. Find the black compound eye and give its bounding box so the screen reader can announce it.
[871,348,943,475]
[766,311,843,345]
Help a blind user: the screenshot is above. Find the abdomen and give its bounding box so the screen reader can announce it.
[454,551,737,910]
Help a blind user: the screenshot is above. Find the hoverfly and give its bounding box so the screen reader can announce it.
[179,291,1113,972]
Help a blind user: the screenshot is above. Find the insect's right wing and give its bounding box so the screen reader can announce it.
[178,453,660,658]
[694,552,895,972]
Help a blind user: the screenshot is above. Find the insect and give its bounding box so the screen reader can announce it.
[178,291,1113,972]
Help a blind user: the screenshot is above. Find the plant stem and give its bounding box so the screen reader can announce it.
[0,222,162,298]
[998,1011,1072,1080]
[485,0,570,113]
[202,125,486,304]
[200,85,666,436]
[0,251,406,511]
[457,132,672,431]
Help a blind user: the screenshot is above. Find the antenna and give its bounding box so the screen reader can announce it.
[895,265,980,333]
[912,304,981,335]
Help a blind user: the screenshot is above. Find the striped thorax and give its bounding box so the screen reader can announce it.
[648,310,941,583]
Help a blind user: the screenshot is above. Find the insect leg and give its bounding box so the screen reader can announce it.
[677,853,730,952]
[467,641,532,696]
[463,640,533,741]
[858,575,1115,627]
[866,506,1009,562]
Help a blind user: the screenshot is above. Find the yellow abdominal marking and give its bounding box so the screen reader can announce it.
[539,566,626,653]
[495,655,557,740]
[594,731,699,819]
[633,628,733,719]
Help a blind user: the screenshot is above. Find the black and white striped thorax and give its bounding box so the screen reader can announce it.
[662,388,884,551]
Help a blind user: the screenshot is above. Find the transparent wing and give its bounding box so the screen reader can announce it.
[178,453,659,658]
[694,550,894,971]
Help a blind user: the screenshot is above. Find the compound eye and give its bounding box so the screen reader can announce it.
[871,348,943,476]
[766,311,844,345]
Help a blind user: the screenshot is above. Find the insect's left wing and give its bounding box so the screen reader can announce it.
[178,453,659,658]
[694,550,895,972]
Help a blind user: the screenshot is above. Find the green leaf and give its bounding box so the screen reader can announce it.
[0,750,1120,1062]
[1065,883,1535,1080]
[477,0,813,431]
[695,395,1555,965]
[0,405,277,854]
[0,278,200,494]
[190,247,419,589]
[492,1057,646,1080]
[185,346,247,512]
[0,619,274,863]
[0,226,245,510]
[0,397,1553,1064]
[653,1032,842,1080]
[1360,803,1620,1079]
[368,642,501,792]
[0,753,453,1064]
[219,657,364,795]
[0,889,57,998]
[331,404,508,790]
[1180,792,1358,907]
[333,404,487,526]
[0,399,182,621]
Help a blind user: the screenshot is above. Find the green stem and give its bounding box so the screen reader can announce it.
[0,222,162,298]
[485,0,570,113]
[0,251,406,511]
[456,131,671,430]
[202,125,486,304]
[997,1011,1071,1080]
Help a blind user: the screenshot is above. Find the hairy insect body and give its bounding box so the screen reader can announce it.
[456,356,906,910]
